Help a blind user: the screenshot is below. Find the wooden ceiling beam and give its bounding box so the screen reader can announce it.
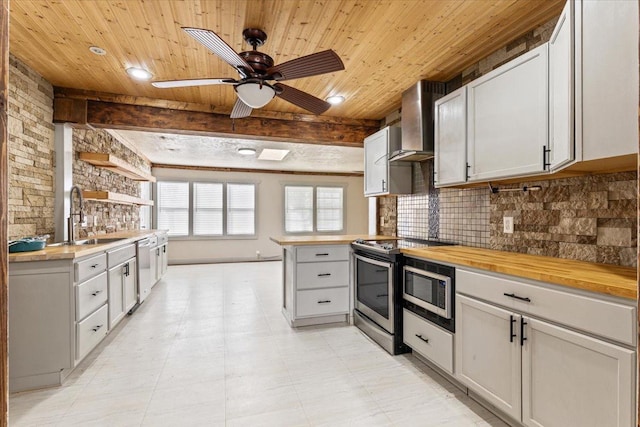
[53,88,380,147]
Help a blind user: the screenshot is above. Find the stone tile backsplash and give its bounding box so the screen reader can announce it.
[396,165,637,267]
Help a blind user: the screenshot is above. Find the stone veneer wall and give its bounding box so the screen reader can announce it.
[7,55,55,240]
[72,129,151,237]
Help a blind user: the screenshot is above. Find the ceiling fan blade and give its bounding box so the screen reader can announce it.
[151,78,237,89]
[230,98,253,119]
[274,83,331,115]
[268,50,344,81]
[182,27,253,74]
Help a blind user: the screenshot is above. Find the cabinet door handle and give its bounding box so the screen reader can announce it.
[509,315,516,343]
[156,248,160,256]
[317,300,331,304]
[317,273,331,277]
[503,292,531,303]
[163,245,166,253]
[91,290,102,296]
[415,334,429,344]
[92,324,104,332]
[520,318,528,346]
[315,253,329,257]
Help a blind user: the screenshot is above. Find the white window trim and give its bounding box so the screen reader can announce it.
[154,179,258,240]
[282,183,347,235]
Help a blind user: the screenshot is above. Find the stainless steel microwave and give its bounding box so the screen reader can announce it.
[403,265,452,319]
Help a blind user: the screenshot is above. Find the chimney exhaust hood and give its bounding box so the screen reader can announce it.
[389,80,446,162]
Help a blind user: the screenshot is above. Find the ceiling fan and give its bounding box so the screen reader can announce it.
[152,27,345,119]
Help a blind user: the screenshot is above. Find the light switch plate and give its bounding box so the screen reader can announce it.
[503,217,514,234]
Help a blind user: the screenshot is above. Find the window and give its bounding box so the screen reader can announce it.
[284,185,344,233]
[227,183,256,235]
[156,181,256,238]
[157,181,189,236]
[193,183,223,236]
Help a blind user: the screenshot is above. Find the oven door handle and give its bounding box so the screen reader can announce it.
[403,265,450,282]
[353,253,394,269]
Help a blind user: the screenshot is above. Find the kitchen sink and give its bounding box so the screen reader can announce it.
[48,238,126,247]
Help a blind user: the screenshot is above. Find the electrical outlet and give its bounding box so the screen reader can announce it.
[256,250,261,259]
[503,216,514,234]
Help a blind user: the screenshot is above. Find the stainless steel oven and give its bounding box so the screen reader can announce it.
[353,253,395,334]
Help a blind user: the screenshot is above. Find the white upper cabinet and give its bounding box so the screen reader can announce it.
[576,0,639,162]
[548,0,574,171]
[467,44,548,182]
[434,87,467,186]
[364,127,412,196]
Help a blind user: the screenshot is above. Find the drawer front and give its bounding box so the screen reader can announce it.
[157,233,168,245]
[148,236,158,246]
[76,271,108,321]
[296,245,350,263]
[296,261,349,290]
[296,287,349,317]
[403,309,454,374]
[457,269,636,346]
[107,244,136,268]
[76,304,108,361]
[75,253,107,282]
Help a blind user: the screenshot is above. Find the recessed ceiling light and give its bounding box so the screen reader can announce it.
[89,46,107,56]
[237,147,256,155]
[258,148,289,161]
[326,95,345,105]
[126,67,153,81]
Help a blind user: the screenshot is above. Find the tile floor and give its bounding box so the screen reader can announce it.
[9,261,508,427]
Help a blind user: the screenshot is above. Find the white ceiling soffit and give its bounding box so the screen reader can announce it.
[107,130,364,173]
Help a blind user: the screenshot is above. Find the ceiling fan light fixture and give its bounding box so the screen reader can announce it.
[326,95,345,105]
[237,147,257,155]
[235,82,276,108]
[126,67,153,81]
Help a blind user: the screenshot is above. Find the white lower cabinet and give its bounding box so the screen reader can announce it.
[282,244,351,327]
[456,270,636,427]
[403,309,454,374]
[76,304,108,361]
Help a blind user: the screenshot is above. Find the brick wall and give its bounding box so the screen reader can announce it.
[7,55,55,240]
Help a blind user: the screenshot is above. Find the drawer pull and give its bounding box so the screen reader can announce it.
[315,253,329,257]
[503,292,531,303]
[509,315,516,343]
[91,324,104,332]
[317,273,331,277]
[376,293,388,298]
[90,264,99,269]
[91,290,102,296]
[317,300,331,304]
[415,334,429,344]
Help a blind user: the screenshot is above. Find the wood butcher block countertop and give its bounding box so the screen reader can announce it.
[8,230,167,262]
[402,246,637,300]
[270,235,396,246]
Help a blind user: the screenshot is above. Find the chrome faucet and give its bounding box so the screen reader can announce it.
[67,185,85,244]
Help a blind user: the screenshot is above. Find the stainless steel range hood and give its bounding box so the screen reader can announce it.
[389,80,446,162]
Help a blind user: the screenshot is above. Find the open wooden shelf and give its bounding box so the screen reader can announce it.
[82,191,154,206]
[79,152,156,182]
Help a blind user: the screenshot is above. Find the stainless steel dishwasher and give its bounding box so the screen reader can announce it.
[137,238,152,304]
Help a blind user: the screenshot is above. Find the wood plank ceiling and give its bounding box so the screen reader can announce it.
[9,0,564,121]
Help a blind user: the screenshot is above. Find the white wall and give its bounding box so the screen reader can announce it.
[153,167,368,264]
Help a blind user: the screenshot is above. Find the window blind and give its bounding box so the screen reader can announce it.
[285,186,314,233]
[227,183,256,235]
[317,187,344,232]
[157,181,189,236]
[193,182,223,235]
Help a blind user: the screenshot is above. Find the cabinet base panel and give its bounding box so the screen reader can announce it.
[282,307,348,328]
[10,371,63,393]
